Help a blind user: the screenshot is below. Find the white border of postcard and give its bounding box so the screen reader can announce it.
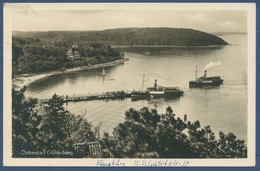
[3,3,256,167]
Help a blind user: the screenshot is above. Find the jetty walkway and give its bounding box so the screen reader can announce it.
[38,91,132,103]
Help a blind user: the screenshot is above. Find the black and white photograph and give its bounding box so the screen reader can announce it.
[4,3,256,166]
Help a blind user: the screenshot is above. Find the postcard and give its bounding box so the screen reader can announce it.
[3,3,256,167]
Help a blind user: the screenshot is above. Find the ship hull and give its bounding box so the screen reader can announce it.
[131,94,182,102]
[131,91,150,97]
[131,90,184,97]
[189,80,223,87]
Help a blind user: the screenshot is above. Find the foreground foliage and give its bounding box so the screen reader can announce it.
[12,87,41,156]
[100,107,247,158]
[12,87,96,157]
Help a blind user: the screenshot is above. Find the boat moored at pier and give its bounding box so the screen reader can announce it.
[131,76,184,97]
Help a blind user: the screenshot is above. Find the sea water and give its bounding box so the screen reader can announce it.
[26,33,248,141]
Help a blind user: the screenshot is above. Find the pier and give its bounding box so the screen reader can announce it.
[38,91,132,103]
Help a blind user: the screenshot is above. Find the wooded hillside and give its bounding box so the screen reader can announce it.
[13,27,228,46]
[12,36,122,75]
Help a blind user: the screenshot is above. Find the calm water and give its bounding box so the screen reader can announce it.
[26,34,248,141]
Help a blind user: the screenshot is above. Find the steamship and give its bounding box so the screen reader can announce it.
[131,75,184,97]
[189,66,224,87]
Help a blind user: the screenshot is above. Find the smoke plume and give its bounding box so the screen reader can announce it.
[205,61,222,70]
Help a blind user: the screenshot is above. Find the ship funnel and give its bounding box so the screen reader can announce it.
[154,79,157,89]
[204,70,207,77]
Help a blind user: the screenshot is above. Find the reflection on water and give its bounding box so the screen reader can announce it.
[131,95,181,103]
[189,84,222,89]
[113,45,225,57]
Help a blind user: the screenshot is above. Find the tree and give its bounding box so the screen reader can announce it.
[67,111,97,145]
[36,94,97,157]
[100,107,160,158]
[101,106,247,158]
[186,122,218,158]
[155,107,196,158]
[216,132,247,158]
[12,86,42,157]
[37,94,70,150]
[12,88,98,158]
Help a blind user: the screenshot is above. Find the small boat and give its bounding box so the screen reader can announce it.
[99,68,106,76]
[131,75,184,97]
[189,65,224,87]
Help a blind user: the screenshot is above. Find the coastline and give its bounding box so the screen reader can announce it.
[12,58,129,91]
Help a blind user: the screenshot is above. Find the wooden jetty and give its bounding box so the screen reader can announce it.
[38,91,132,103]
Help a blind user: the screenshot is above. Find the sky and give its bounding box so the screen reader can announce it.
[10,4,248,33]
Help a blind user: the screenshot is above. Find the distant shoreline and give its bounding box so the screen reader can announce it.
[112,44,228,48]
[12,58,129,91]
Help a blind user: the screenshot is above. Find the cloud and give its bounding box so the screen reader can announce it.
[186,13,208,22]
[184,12,246,32]
[218,20,243,31]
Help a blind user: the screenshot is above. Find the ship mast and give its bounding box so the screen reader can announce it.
[141,74,148,91]
[195,65,197,79]
[142,74,145,91]
[195,65,200,79]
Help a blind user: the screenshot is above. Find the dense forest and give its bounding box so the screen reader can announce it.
[13,88,247,158]
[12,36,122,75]
[13,27,228,46]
